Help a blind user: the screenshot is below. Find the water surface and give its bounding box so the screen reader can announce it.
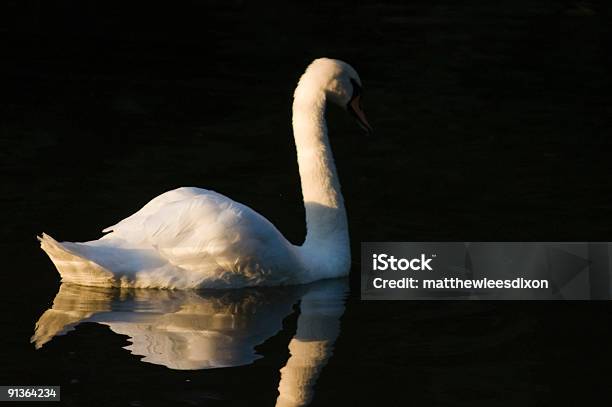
[2,1,612,406]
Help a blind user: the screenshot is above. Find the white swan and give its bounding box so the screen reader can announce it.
[39,58,372,289]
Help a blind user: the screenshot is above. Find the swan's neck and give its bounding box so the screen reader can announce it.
[292,80,350,278]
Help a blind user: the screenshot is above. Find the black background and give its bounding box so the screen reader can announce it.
[1,1,612,406]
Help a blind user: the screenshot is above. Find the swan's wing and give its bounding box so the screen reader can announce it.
[102,187,297,285]
[102,187,203,234]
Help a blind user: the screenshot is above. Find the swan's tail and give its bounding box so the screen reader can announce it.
[38,233,115,287]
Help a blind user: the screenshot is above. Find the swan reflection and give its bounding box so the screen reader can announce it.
[33,278,348,406]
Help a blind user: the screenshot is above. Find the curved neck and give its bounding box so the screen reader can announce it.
[292,79,350,277]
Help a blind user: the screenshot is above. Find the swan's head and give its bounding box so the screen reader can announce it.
[299,58,373,135]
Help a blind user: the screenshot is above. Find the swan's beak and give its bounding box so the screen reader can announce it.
[348,96,373,135]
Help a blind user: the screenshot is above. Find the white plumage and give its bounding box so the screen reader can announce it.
[39,58,370,289]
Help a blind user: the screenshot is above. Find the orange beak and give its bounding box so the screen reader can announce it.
[348,95,373,135]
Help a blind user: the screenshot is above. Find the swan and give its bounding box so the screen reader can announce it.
[39,58,372,289]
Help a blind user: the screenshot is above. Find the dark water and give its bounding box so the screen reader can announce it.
[2,1,612,406]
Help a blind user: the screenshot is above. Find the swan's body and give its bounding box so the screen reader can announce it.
[39,58,370,289]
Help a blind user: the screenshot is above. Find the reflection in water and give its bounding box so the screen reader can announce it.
[275,281,346,407]
[32,278,348,406]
